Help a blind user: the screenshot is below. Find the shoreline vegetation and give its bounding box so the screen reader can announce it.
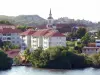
[13,46,100,70]
[0,50,12,70]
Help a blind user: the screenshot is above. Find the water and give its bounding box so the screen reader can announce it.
[0,66,100,75]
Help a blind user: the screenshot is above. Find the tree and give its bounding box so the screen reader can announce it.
[0,50,12,70]
[16,25,28,31]
[0,39,3,48]
[76,27,86,38]
[97,30,100,39]
[23,48,30,62]
[81,33,90,46]
[0,20,12,25]
[29,46,91,69]
[90,53,100,67]
[30,48,43,67]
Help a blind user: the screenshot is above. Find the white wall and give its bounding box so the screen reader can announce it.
[43,37,66,50]
[31,36,39,50]
[96,40,100,47]
[82,49,100,54]
[0,33,21,46]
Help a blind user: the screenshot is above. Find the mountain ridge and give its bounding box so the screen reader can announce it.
[0,15,99,30]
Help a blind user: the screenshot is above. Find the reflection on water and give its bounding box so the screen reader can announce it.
[0,66,100,75]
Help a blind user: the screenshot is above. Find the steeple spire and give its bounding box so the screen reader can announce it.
[49,8,52,16]
[47,8,56,29]
[48,8,53,19]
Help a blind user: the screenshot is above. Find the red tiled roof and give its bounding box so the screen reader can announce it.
[0,28,21,34]
[32,29,65,37]
[32,29,51,36]
[88,43,96,47]
[20,29,36,36]
[5,49,20,58]
[44,31,65,37]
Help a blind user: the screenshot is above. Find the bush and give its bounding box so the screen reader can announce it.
[0,50,12,70]
[29,47,91,69]
[13,56,21,65]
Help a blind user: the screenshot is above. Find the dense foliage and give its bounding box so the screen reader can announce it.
[76,27,86,38]
[0,20,12,25]
[1,41,20,51]
[22,46,95,69]
[81,33,90,46]
[0,50,12,70]
[16,25,28,31]
[69,27,86,39]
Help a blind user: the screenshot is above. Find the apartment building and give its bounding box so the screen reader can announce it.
[31,29,66,50]
[0,25,21,46]
[20,29,36,50]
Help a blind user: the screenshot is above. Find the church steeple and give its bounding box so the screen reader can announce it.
[48,8,53,19]
[47,8,56,29]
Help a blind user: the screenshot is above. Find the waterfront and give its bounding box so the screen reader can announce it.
[0,66,100,75]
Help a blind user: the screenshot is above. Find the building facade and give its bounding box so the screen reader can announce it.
[0,25,21,46]
[20,29,36,50]
[82,47,100,54]
[96,39,100,47]
[20,29,66,50]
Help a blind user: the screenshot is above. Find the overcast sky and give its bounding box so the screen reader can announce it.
[0,0,100,22]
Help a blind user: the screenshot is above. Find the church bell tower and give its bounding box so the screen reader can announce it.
[47,9,56,29]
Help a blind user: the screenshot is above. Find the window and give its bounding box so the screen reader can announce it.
[96,49,97,51]
[7,34,11,36]
[59,37,61,39]
[97,46,100,47]
[12,37,15,39]
[7,37,11,40]
[33,37,37,39]
[22,43,26,46]
[96,41,100,43]
[3,37,6,40]
[17,41,19,43]
[49,42,51,44]
[3,34,6,36]
[12,41,15,43]
[22,36,25,38]
[33,45,37,47]
[17,37,19,39]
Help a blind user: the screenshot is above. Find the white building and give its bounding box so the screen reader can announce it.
[43,30,66,49]
[82,47,100,54]
[31,29,51,50]
[20,29,36,50]
[82,39,100,54]
[31,29,66,50]
[96,39,100,47]
[0,25,21,46]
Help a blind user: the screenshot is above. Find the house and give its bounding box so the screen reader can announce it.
[82,39,100,54]
[82,47,100,54]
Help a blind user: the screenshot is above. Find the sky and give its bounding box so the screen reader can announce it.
[0,0,100,22]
